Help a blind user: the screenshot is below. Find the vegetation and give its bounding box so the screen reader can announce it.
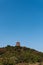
[0,45,43,65]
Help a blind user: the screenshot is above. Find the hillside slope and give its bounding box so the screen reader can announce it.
[0,45,43,65]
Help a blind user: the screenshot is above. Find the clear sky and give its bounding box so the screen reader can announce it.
[0,0,43,52]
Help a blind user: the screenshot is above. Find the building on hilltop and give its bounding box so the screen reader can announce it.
[16,42,20,46]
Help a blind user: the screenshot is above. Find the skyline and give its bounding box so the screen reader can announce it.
[0,0,43,52]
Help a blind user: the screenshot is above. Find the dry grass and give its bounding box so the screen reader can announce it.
[16,62,43,65]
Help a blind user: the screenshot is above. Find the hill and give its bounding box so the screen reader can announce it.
[0,45,43,65]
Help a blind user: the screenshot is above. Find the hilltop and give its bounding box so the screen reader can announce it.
[0,45,43,65]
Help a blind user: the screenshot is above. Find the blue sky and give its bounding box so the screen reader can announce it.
[0,0,43,52]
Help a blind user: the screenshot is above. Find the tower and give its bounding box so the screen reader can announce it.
[16,42,20,46]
